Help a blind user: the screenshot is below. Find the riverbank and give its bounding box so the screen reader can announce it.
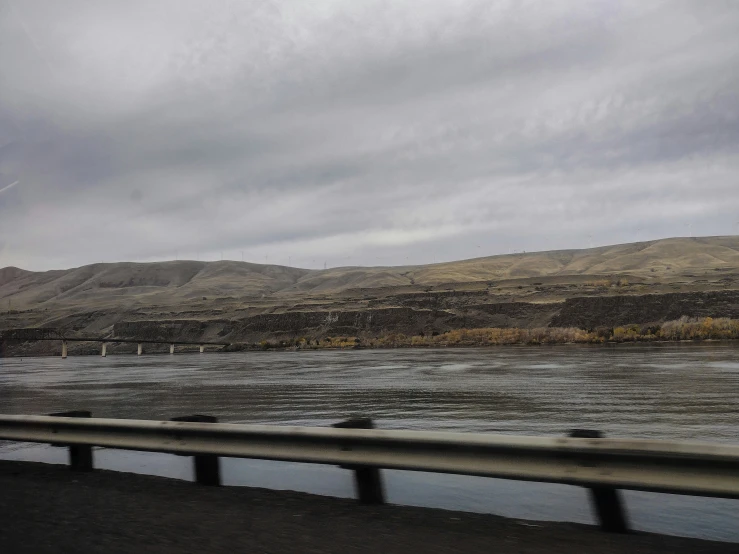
[5,333,739,358]
[5,316,739,359]
[0,460,735,554]
[232,317,739,351]
[5,338,739,358]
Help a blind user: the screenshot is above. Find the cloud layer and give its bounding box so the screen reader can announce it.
[1,0,738,270]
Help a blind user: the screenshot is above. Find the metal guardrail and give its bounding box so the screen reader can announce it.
[1,414,738,533]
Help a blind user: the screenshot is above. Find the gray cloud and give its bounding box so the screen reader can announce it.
[1,0,738,271]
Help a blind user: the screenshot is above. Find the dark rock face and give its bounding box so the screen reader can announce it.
[109,291,739,344]
[113,320,213,341]
[551,291,739,329]
[109,303,558,343]
[229,308,447,339]
[226,290,739,340]
[465,302,559,329]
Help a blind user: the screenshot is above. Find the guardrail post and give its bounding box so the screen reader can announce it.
[49,410,93,472]
[171,415,221,486]
[570,429,629,533]
[333,417,385,505]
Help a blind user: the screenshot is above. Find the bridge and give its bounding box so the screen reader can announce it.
[0,328,230,358]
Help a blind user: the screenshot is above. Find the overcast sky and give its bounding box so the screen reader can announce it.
[1,1,738,271]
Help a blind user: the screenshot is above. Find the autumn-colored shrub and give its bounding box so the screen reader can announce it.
[304,318,739,350]
[659,317,739,341]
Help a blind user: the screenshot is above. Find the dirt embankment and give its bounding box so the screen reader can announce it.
[0,460,735,554]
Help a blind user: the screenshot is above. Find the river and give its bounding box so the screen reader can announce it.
[1,343,738,542]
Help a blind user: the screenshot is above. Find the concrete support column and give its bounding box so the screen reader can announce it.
[137,343,143,356]
[101,343,107,357]
[199,345,204,353]
[61,340,68,359]
[170,344,175,355]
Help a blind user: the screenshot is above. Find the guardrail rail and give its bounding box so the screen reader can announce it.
[2,413,739,534]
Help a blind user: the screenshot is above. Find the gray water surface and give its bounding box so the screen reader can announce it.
[1,344,738,542]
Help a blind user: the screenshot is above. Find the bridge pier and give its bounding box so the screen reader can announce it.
[101,343,107,357]
[137,343,143,356]
[199,345,204,353]
[61,340,67,359]
[170,344,175,355]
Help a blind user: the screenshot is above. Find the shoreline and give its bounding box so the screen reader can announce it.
[3,337,739,358]
[0,460,736,553]
[5,317,739,357]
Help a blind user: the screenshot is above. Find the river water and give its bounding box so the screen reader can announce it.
[1,344,738,542]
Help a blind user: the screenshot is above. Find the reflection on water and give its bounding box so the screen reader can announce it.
[1,343,739,541]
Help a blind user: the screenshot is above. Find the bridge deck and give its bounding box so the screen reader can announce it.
[0,329,229,346]
[29,337,229,346]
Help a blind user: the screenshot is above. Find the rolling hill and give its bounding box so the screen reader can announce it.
[2,236,739,352]
[2,236,739,308]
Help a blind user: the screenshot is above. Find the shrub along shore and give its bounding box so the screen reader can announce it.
[255,317,739,350]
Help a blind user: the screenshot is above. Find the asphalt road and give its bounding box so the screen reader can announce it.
[0,461,736,554]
